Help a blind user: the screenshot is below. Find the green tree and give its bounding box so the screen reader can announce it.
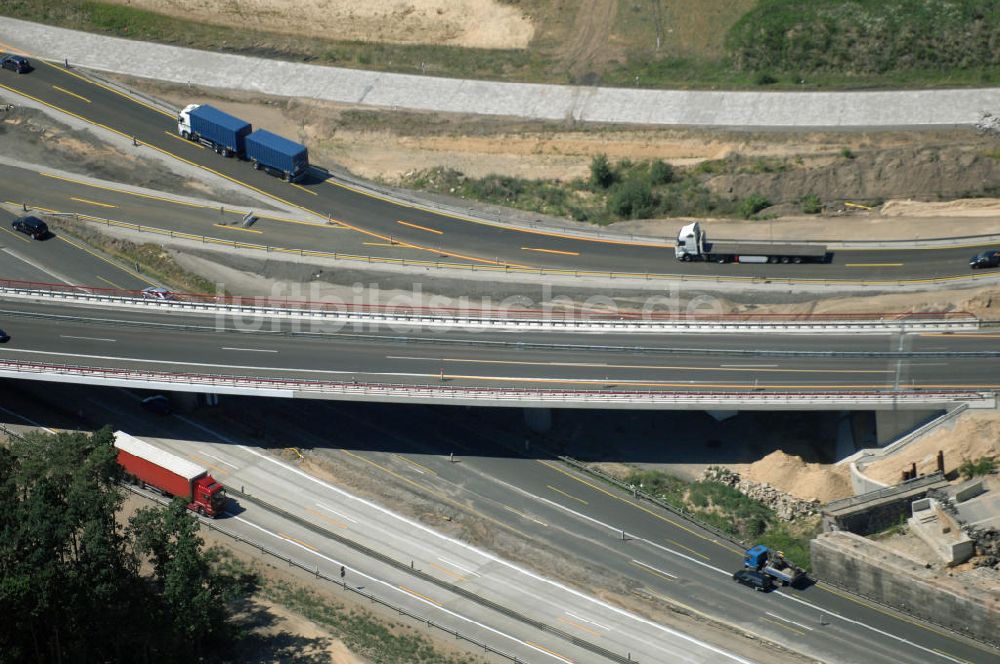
[589,153,615,189]
[649,159,675,185]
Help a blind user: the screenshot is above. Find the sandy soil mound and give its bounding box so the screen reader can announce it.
[743,450,853,503]
[881,198,1000,218]
[863,410,1000,485]
[112,0,535,49]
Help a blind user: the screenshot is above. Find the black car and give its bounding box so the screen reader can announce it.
[0,54,31,74]
[0,328,9,343]
[969,249,1000,269]
[733,569,774,592]
[11,215,48,240]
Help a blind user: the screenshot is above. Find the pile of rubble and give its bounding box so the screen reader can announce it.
[703,466,820,521]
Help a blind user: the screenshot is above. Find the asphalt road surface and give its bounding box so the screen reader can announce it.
[1,65,998,284]
[0,299,997,391]
[1,384,996,663]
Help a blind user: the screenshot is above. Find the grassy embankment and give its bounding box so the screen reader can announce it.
[399,154,800,224]
[5,0,1000,89]
[622,467,820,569]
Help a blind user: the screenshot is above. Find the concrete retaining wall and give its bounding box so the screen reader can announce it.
[811,532,1000,645]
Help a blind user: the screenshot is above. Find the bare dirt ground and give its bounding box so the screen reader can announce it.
[732,450,853,503]
[863,410,1000,485]
[109,0,535,49]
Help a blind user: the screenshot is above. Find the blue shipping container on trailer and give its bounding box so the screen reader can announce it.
[245,129,309,182]
[187,105,252,157]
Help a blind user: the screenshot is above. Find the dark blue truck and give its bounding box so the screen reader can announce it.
[245,129,309,183]
[177,103,252,158]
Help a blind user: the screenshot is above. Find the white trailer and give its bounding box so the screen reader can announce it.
[675,222,828,264]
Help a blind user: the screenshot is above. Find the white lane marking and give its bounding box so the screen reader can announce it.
[720,364,778,368]
[774,588,966,663]
[314,502,358,524]
[198,450,239,469]
[1,348,428,379]
[1,247,77,285]
[631,559,678,579]
[490,476,971,663]
[765,611,813,631]
[0,404,58,433]
[60,335,116,342]
[437,557,481,577]
[221,347,278,353]
[565,612,609,631]
[228,513,572,663]
[176,416,754,664]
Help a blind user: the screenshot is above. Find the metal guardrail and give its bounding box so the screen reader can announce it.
[0,278,984,333]
[122,486,531,664]
[36,210,1000,288]
[0,358,992,407]
[823,472,947,513]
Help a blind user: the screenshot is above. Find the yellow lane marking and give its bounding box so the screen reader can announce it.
[538,460,722,557]
[70,196,117,209]
[165,130,205,148]
[304,507,348,529]
[213,223,263,234]
[434,356,889,375]
[761,616,806,636]
[429,562,463,580]
[56,235,158,286]
[51,85,90,103]
[393,453,438,476]
[325,176,669,249]
[43,171,219,210]
[96,276,124,290]
[398,585,441,606]
[280,533,318,552]
[556,615,603,637]
[503,505,549,527]
[40,58,176,119]
[525,641,574,663]
[363,242,397,247]
[339,449,529,536]
[630,560,676,583]
[0,85,317,221]
[522,247,580,256]
[547,484,588,505]
[290,183,317,196]
[845,263,903,267]
[397,220,443,235]
[0,225,31,243]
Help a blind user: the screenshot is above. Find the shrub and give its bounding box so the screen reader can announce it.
[840,147,856,159]
[801,194,822,214]
[649,159,675,184]
[608,178,656,219]
[589,153,615,189]
[754,72,778,85]
[738,193,770,218]
[958,455,997,479]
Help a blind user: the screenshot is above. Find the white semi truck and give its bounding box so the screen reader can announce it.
[675,222,828,264]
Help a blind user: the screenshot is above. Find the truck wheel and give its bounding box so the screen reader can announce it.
[181,130,190,140]
[253,161,261,170]
[284,172,291,182]
[780,256,791,264]
[679,254,691,262]
[768,257,778,264]
[716,256,726,264]
[792,256,803,264]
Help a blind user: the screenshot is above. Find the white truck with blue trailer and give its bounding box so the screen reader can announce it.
[177,104,252,158]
